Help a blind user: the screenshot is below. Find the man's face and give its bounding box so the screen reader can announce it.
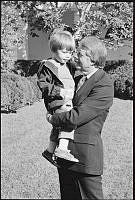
[77,49,92,73]
[54,48,73,64]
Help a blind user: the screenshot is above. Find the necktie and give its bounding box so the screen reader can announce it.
[76,75,87,92]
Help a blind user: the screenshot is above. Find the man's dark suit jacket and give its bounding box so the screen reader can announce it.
[50,68,114,175]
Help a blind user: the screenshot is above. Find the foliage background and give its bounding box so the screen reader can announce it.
[1,1,133,71]
[1,2,133,107]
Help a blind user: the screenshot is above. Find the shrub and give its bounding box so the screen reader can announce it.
[1,72,41,111]
[1,57,133,113]
[1,82,10,111]
[13,60,41,77]
[20,77,36,105]
[1,73,26,107]
[104,60,133,99]
[104,60,128,72]
[27,74,42,101]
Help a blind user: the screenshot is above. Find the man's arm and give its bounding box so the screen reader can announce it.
[49,83,114,130]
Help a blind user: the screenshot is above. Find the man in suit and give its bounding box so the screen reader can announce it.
[46,36,114,200]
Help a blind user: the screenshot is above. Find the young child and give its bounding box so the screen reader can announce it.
[37,30,79,166]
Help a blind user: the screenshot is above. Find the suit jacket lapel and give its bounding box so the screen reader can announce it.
[73,75,95,105]
[73,69,105,105]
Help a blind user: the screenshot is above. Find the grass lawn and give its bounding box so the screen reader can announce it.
[1,98,133,199]
[102,98,133,199]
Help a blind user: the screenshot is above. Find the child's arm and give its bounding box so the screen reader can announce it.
[37,62,65,113]
[37,63,62,97]
[37,64,54,95]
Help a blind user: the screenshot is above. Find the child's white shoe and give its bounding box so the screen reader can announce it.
[54,148,79,163]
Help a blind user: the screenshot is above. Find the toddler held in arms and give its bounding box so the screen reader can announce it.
[37,29,79,167]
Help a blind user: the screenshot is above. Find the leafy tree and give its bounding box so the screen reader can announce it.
[1,1,133,71]
[1,1,27,71]
[72,2,133,48]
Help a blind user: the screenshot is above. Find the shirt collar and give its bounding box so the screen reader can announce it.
[86,68,98,80]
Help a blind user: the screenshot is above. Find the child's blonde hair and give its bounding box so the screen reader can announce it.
[49,30,75,53]
[79,36,107,68]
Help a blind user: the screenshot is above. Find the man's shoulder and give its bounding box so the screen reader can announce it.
[95,69,114,86]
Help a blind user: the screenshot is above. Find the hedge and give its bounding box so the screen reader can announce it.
[1,59,133,112]
[1,82,10,111]
[13,59,133,99]
[1,72,42,112]
[1,73,27,109]
[27,74,42,100]
[13,60,40,77]
[104,60,133,99]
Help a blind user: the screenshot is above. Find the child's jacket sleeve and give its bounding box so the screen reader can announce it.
[37,61,64,113]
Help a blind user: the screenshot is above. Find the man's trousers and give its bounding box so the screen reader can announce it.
[57,167,104,200]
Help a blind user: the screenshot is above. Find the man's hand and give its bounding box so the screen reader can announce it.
[46,112,52,124]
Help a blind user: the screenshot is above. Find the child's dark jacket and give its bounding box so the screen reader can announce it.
[37,59,82,114]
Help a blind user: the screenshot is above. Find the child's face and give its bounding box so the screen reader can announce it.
[54,48,73,64]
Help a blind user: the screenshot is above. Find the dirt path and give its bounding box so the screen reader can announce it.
[1,98,133,199]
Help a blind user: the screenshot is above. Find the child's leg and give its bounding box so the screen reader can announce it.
[46,127,59,153]
[58,131,74,151]
[42,127,60,167]
[58,138,69,150]
[54,102,73,151]
[55,131,79,162]
[47,140,57,153]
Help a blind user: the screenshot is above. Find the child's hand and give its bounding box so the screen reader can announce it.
[60,100,73,111]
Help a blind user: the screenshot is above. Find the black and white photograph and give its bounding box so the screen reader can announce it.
[1,2,133,199]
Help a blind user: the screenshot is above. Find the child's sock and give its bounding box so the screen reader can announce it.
[58,138,69,151]
[47,141,57,153]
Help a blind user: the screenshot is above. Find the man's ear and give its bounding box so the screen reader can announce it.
[86,50,91,57]
[86,50,94,63]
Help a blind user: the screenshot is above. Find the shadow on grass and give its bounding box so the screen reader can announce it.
[114,95,133,100]
[1,110,17,114]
